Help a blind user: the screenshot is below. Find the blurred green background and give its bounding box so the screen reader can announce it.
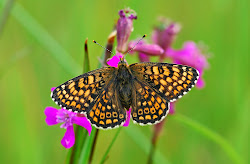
[0,0,248,164]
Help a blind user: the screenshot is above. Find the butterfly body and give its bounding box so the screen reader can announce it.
[116,61,133,110]
[51,61,199,129]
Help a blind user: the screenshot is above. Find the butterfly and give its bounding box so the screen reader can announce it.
[51,59,199,129]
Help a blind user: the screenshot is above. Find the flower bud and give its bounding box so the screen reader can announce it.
[116,9,137,53]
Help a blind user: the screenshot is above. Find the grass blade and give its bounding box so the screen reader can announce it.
[100,128,122,164]
[124,126,171,164]
[172,114,245,164]
[0,1,82,75]
[0,0,15,35]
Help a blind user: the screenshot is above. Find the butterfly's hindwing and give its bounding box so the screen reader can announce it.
[51,67,115,113]
[131,79,169,125]
[129,62,199,102]
[86,82,127,129]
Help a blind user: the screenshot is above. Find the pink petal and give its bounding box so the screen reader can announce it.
[51,87,56,92]
[196,77,205,89]
[161,23,181,50]
[128,41,164,56]
[116,53,123,59]
[151,28,162,45]
[44,107,59,126]
[153,119,165,136]
[107,55,121,68]
[183,41,197,52]
[169,102,176,115]
[123,108,131,127]
[173,59,182,65]
[139,53,150,62]
[61,126,75,149]
[116,9,136,53]
[73,117,92,136]
[152,23,181,50]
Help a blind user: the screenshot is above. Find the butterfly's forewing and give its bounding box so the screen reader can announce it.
[86,82,127,129]
[131,79,169,125]
[129,62,199,102]
[51,67,115,113]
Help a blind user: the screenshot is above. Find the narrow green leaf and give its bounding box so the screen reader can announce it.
[100,128,122,164]
[172,114,245,164]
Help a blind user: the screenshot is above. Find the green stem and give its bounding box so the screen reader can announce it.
[148,132,157,164]
[69,127,88,164]
[172,114,245,164]
[79,128,97,164]
[147,142,155,164]
[88,129,99,164]
[100,128,122,164]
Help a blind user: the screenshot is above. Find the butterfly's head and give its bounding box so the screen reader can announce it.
[118,57,127,66]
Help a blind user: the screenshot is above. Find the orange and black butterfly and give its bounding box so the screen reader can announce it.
[51,59,199,129]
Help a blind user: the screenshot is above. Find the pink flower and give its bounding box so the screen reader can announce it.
[166,41,209,88]
[45,107,92,148]
[152,22,181,51]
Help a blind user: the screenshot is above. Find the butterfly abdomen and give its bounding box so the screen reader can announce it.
[116,63,133,110]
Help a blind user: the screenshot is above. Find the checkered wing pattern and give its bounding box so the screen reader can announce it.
[51,67,115,113]
[129,62,199,102]
[131,80,169,125]
[86,82,127,129]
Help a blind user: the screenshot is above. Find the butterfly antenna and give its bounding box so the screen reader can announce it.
[125,34,147,55]
[93,40,116,55]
